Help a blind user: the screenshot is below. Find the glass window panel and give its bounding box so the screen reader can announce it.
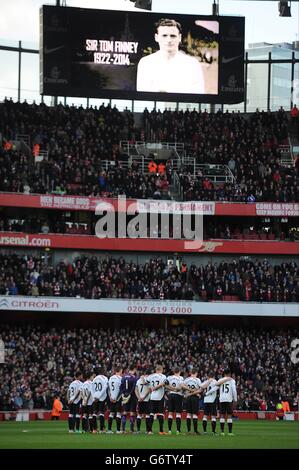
[247,46,270,60]
[21,52,40,103]
[133,100,155,112]
[111,99,132,111]
[0,50,18,101]
[292,62,299,106]
[0,38,18,48]
[57,97,67,105]
[41,96,52,106]
[178,103,199,111]
[271,47,293,60]
[199,104,211,113]
[66,96,88,107]
[88,98,110,109]
[271,62,292,111]
[156,102,177,112]
[223,103,245,113]
[247,63,268,112]
[22,40,38,50]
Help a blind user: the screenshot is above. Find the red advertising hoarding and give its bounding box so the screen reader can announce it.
[0,232,297,254]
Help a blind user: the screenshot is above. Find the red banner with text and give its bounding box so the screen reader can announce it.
[0,232,297,254]
[0,193,298,216]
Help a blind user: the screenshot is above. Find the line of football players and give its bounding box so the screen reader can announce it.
[67,365,237,436]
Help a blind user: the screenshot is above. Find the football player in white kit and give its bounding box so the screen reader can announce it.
[166,367,184,434]
[67,370,83,433]
[146,365,168,435]
[182,372,213,434]
[135,370,151,433]
[82,371,95,433]
[202,372,231,435]
[202,373,219,435]
[205,368,237,436]
[92,367,108,433]
[107,366,123,434]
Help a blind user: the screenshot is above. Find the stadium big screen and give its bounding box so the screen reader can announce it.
[40,5,245,104]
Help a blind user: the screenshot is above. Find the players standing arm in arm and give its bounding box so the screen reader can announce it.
[200,378,214,390]
[182,386,199,397]
[181,384,192,396]
[182,378,213,397]
[181,382,193,397]
[217,377,233,386]
[197,378,214,395]
[205,376,232,396]
[150,380,166,392]
[165,382,179,393]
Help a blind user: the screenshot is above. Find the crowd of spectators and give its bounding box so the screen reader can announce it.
[0,254,297,302]
[179,165,297,203]
[143,106,288,150]
[0,100,298,202]
[0,325,297,411]
[144,107,298,202]
[0,99,136,196]
[96,164,171,199]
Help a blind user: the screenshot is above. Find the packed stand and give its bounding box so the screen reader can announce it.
[0,325,298,411]
[0,100,297,202]
[144,107,298,202]
[96,163,171,199]
[0,99,136,196]
[0,254,297,302]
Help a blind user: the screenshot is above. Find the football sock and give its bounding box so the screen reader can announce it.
[176,415,181,432]
[212,418,217,433]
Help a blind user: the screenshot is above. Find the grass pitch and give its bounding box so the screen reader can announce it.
[0,420,298,449]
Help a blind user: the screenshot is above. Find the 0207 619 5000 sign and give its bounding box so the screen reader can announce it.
[126,306,192,314]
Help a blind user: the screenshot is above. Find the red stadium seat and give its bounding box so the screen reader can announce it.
[259,233,268,240]
[223,295,232,301]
